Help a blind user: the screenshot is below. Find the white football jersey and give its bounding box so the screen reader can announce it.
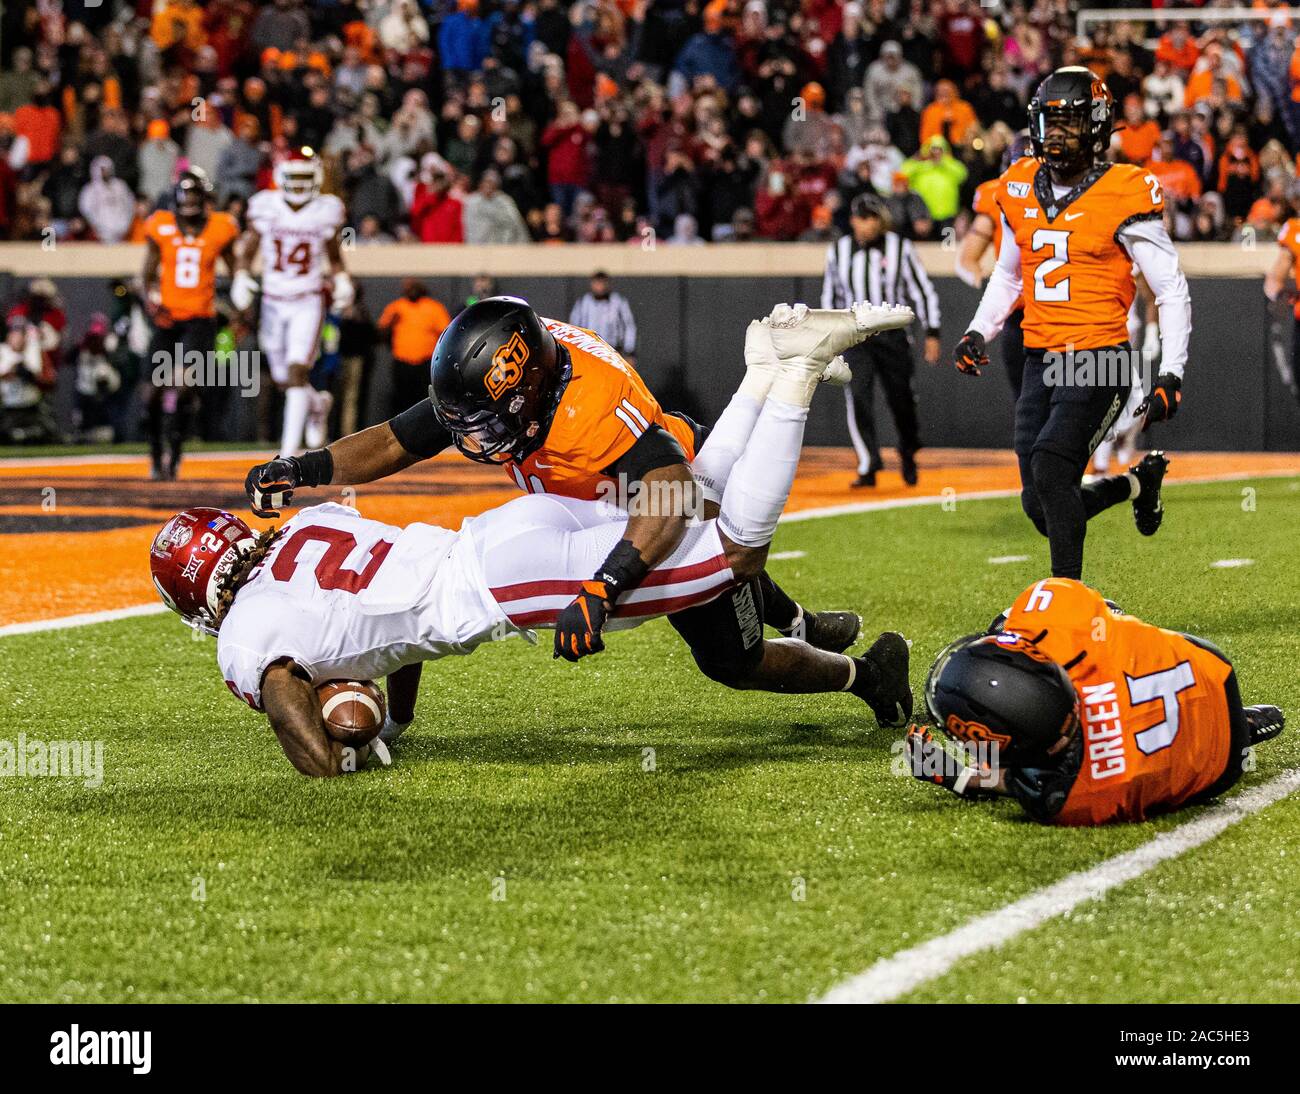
[246,189,346,299]
[217,503,507,710]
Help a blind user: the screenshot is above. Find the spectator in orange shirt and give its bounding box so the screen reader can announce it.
[377,279,453,416]
[1156,23,1200,75]
[1185,42,1244,107]
[1116,94,1160,163]
[1145,131,1203,238]
[151,0,207,53]
[12,83,61,167]
[1218,131,1261,221]
[1246,173,1289,235]
[919,79,977,148]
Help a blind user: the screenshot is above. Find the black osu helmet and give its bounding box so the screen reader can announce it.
[925,632,1081,766]
[1027,66,1113,177]
[174,166,213,218]
[429,296,568,464]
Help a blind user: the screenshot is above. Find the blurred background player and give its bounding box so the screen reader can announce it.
[232,147,354,459]
[1263,194,1300,404]
[956,131,1034,399]
[142,167,239,480]
[906,577,1285,826]
[821,192,941,488]
[953,67,1192,581]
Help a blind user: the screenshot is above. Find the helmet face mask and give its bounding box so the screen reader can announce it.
[174,169,212,220]
[149,509,257,634]
[1028,67,1113,180]
[428,297,564,466]
[274,151,323,207]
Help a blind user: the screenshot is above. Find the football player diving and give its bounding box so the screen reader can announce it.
[953,67,1193,581]
[243,296,888,702]
[154,303,916,777]
[905,578,1285,826]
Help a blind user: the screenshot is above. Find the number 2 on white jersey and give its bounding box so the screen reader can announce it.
[1031,228,1071,303]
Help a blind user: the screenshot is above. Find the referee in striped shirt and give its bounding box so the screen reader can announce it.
[822,193,942,487]
[569,270,637,363]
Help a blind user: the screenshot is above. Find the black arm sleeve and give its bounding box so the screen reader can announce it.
[602,423,688,482]
[388,399,453,459]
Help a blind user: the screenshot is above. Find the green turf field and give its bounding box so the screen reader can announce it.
[2,476,1298,1003]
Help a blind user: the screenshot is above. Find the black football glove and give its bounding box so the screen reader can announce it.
[904,724,998,800]
[554,580,613,662]
[953,330,989,376]
[245,457,302,518]
[1138,373,1181,428]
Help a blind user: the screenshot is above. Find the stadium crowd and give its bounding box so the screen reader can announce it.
[3,1,1300,248]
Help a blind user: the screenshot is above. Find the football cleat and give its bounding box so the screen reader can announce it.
[1131,450,1169,536]
[851,469,877,488]
[1246,705,1285,746]
[766,302,913,370]
[855,631,913,728]
[780,608,862,653]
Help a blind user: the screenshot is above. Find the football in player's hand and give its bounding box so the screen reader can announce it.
[317,680,386,747]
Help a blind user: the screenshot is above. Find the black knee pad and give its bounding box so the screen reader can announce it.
[668,577,766,689]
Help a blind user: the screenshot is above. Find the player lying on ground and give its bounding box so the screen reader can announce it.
[904,577,1285,825]
[244,296,875,697]
[152,304,915,777]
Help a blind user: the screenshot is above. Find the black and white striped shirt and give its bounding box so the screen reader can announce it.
[820,231,941,336]
[569,292,638,355]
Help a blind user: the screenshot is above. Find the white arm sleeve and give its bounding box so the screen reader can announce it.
[1121,218,1190,380]
[968,214,1022,341]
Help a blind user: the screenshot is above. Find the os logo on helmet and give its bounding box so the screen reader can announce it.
[945,714,1011,748]
[485,331,529,399]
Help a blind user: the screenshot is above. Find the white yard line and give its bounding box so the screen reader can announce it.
[817,767,1300,1004]
[0,602,167,638]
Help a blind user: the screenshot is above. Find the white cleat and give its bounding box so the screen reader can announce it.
[819,355,852,386]
[847,301,915,336]
[744,317,780,375]
[766,302,915,371]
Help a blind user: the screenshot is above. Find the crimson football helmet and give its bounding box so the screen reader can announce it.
[150,508,258,634]
[273,146,323,206]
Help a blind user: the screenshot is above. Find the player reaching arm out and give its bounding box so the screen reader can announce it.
[261,660,350,778]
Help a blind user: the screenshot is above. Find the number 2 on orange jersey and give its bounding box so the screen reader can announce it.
[1031,228,1071,303]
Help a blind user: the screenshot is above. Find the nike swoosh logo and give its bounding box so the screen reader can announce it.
[534,462,553,469]
[1064,212,1084,221]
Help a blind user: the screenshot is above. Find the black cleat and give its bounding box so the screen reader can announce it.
[854,631,913,728]
[782,609,862,653]
[1246,705,1285,746]
[852,469,877,488]
[1131,450,1169,536]
[901,451,918,486]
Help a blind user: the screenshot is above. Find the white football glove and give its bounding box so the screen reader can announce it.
[332,272,355,311]
[231,269,258,311]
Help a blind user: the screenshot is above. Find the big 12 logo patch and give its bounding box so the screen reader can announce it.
[485,330,529,399]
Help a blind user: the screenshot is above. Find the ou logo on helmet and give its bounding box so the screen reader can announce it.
[485,330,530,399]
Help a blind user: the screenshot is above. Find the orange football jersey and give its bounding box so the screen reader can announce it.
[973,177,1023,312]
[995,158,1165,351]
[144,210,240,320]
[1277,216,1300,319]
[1001,578,1236,826]
[504,319,697,499]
